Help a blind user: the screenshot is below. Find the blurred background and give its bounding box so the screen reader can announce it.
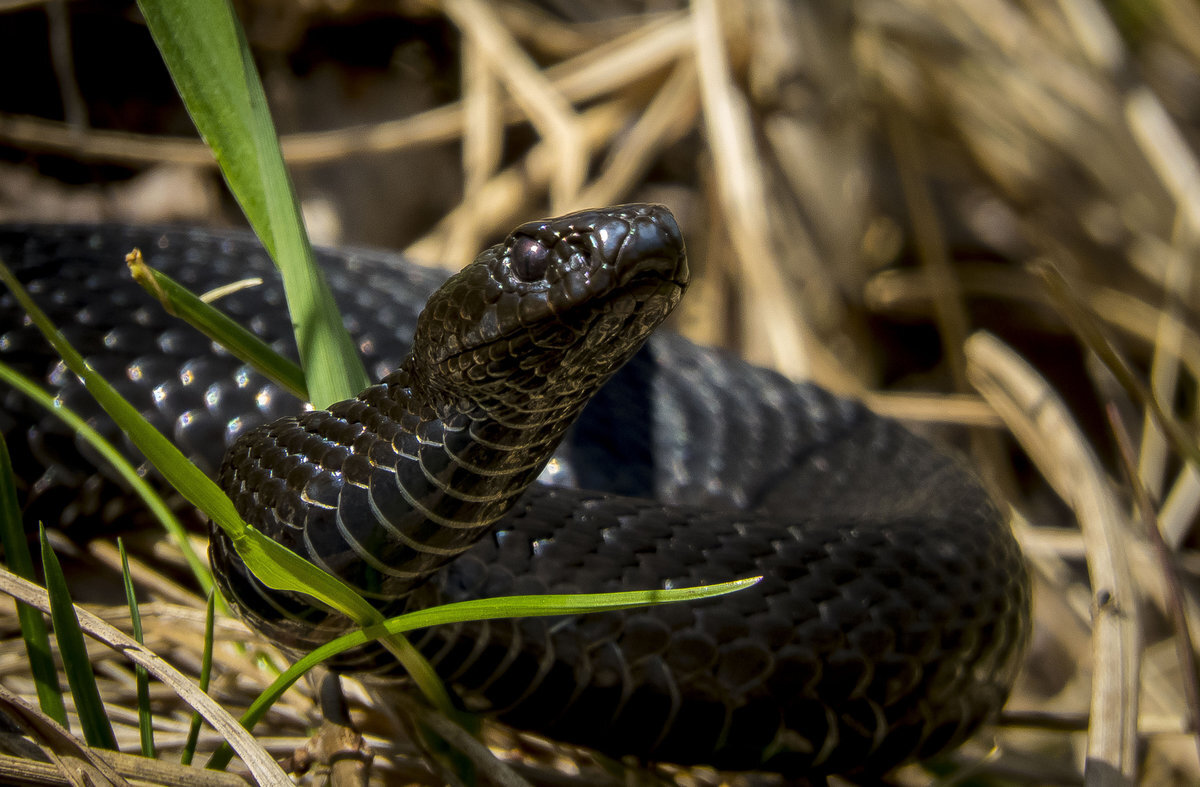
[2,0,1200,783]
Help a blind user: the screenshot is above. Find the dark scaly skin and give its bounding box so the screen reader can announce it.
[0,211,1030,778]
[213,204,689,655]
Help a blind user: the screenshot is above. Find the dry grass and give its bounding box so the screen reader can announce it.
[1,0,1199,784]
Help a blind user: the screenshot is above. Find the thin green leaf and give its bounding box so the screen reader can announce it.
[118,539,156,758]
[207,577,760,771]
[135,0,461,718]
[127,250,308,401]
[181,591,215,767]
[135,0,368,407]
[0,260,455,717]
[0,358,215,602]
[0,434,66,726]
[0,260,376,625]
[39,524,117,750]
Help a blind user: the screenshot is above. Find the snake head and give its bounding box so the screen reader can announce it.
[410,204,688,411]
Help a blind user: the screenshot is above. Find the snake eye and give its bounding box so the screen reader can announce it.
[510,235,552,281]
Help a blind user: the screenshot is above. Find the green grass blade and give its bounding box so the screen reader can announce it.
[135,0,368,408]
[0,359,215,602]
[127,250,308,401]
[0,260,457,719]
[133,0,460,717]
[39,524,118,750]
[181,590,215,767]
[0,435,67,727]
[118,539,156,758]
[206,577,760,771]
[0,260,377,626]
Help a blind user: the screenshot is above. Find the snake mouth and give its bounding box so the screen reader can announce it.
[433,268,684,368]
[601,265,687,316]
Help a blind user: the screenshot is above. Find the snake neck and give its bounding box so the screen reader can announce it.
[219,358,594,607]
[356,361,590,523]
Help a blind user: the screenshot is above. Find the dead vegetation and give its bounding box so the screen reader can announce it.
[1,0,1199,784]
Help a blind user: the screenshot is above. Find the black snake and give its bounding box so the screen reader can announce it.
[0,206,1029,779]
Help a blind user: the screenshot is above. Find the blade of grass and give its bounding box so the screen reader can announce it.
[180,591,215,767]
[0,358,215,603]
[127,249,308,401]
[0,435,66,727]
[39,524,117,750]
[1106,403,1200,767]
[118,538,155,759]
[0,564,290,784]
[135,0,368,408]
[208,576,760,770]
[0,259,455,717]
[1034,260,1200,473]
[0,259,375,624]
[132,0,468,719]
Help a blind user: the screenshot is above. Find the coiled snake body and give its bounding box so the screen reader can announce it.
[0,206,1029,778]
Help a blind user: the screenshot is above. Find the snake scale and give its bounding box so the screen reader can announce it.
[0,205,1029,779]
